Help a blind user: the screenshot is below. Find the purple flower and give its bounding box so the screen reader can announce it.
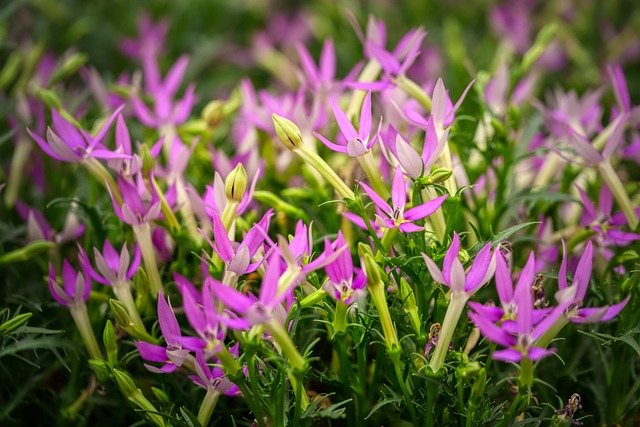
[201,210,273,276]
[422,232,495,296]
[28,107,127,163]
[131,55,196,129]
[16,200,85,244]
[468,252,549,325]
[48,261,91,308]
[189,349,241,396]
[322,232,367,304]
[79,240,142,286]
[136,292,201,373]
[360,165,447,232]
[555,241,630,324]
[119,13,169,61]
[296,38,338,95]
[108,174,162,225]
[209,249,297,328]
[314,91,381,157]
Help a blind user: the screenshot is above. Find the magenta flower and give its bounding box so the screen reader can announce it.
[201,210,273,277]
[468,252,550,331]
[209,250,296,328]
[28,106,127,163]
[131,55,196,129]
[314,91,380,157]
[48,261,91,308]
[16,200,84,244]
[108,174,162,225]
[190,349,241,396]
[79,240,141,286]
[296,38,341,96]
[555,241,630,324]
[422,232,495,297]
[136,292,202,373]
[360,165,447,232]
[119,13,169,61]
[468,286,568,363]
[322,232,367,305]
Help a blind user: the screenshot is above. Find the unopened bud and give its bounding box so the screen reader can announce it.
[88,359,110,381]
[103,320,118,367]
[110,299,133,329]
[458,248,470,264]
[0,312,32,335]
[140,144,155,176]
[357,242,374,259]
[113,368,138,400]
[0,240,55,264]
[272,113,303,151]
[35,88,62,110]
[50,53,88,85]
[363,253,382,288]
[225,163,248,203]
[0,50,22,89]
[429,167,453,184]
[202,100,226,128]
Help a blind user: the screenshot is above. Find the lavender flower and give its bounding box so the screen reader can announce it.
[322,232,367,305]
[360,165,447,232]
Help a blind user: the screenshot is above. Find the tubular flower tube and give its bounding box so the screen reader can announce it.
[48,261,102,360]
[422,232,495,373]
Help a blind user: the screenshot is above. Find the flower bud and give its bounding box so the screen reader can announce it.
[225,163,248,203]
[202,100,226,128]
[272,113,303,151]
[363,253,382,289]
[0,240,55,264]
[471,367,487,399]
[140,144,155,176]
[110,299,133,329]
[50,53,88,85]
[103,319,118,368]
[0,50,21,89]
[0,312,32,335]
[357,242,374,259]
[429,167,453,184]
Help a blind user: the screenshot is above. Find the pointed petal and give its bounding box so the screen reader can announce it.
[359,92,373,141]
[404,195,447,220]
[360,182,392,216]
[442,232,461,286]
[331,102,358,141]
[494,254,513,304]
[391,165,406,211]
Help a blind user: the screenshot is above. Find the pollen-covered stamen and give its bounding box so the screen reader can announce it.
[502,302,518,320]
[532,274,548,308]
[565,300,583,318]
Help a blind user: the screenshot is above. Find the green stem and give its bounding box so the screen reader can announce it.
[357,151,389,199]
[429,292,467,374]
[4,139,31,208]
[264,319,309,410]
[519,357,533,389]
[112,280,146,332]
[600,160,638,229]
[395,74,432,111]
[83,157,122,206]
[133,223,163,297]
[535,316,569,349]
[333,300,348,335]
[421,188,446,242]
[346,60,381,120]
[297,146,355,200]
[197,388,220,427]
[390,348,419,425]
[367,278,399,351]
[70,304,102,360]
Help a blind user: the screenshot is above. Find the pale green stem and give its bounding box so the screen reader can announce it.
[380,227,399,251]
[532,151,563,188]
[4,139,32,208]
[333,300,348,335]
[220,200,239,237]
[438,143,458,194]
[346,60,382,120]
[264,318,310,409]
[277,267,301,297]
[197,388,220,427]
[600,160,638,229]
[299,289,327,308]
[519,357,534,389]
[429,292,468,374]
[112,280,146,332]
[296,146,355,199]
[535,315,569,349]
[367,277,399,351]
[395,74,432,111]
[133,223,163,296]
[357,150,389,199]
[421,187,446,242]
[70,303,102,360]
[82,157,122,205]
